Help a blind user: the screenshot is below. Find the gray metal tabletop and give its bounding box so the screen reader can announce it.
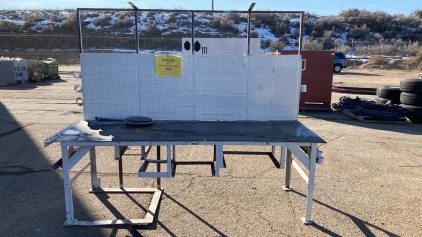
[51,120,325,144]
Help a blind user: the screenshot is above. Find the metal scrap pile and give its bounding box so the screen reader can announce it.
[332,96,407,121]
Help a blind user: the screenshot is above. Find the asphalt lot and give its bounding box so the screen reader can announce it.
[0,65,421,237]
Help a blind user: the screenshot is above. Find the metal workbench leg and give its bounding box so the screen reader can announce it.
[90,147,100,189]
[271,146,276,156]
[172,145,176,161]
[302,144,318,225]
[61,145,75,225]
[157,146,161,189]
[141,146,146,160]
[280,146,286,169]
[167,145,172,177]
[119,156,124,188]
[214,145,223,176]
[283,148,293,191]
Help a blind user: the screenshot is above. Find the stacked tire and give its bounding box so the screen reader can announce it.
[400,79,422,122]
[375,86,401,105]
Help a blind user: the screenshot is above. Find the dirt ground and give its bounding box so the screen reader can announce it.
[333,67,421,89]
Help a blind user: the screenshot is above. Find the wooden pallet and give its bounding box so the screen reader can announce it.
[339,109,408,123]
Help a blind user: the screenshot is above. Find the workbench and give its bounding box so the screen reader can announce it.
[46,120,325,226]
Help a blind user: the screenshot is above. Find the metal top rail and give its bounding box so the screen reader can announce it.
[76,8,305,14]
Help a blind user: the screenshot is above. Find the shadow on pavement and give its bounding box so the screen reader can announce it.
[336,71,382,77]
[300,110,422,135]
[0,102,103,236]
[100,192,226,237]
[0,78,67,90]
[292,190,400,237]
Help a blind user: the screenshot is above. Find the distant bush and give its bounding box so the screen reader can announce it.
[227,13,244,24]
[212,17,238,33]
[49,12,59,22]
[24,12,45,23]
[368,56,387,63]
[270,40,286,52]
[404,48,422,69]
[22,12,45,30]
[407,41,421,56]
[84,12,100,18]
[0,20,19,32]
[94,14,112,27]
[143,24,161,36]
[302,39,323,50]
[114,15,133,28]
[334,45,351,54]
[62,12,77,31]
[168,12,179,24]
[41,25,54,33]
[250,30,259,38]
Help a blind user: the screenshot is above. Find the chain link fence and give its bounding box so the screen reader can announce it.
[1,35,421,57]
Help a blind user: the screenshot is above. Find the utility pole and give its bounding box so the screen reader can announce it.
[212,0,214,11]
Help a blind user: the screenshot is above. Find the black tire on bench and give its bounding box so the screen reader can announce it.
[400,79,422,93]
[376,86,401,101]
[400,104,422,118]
[400,92,422,106]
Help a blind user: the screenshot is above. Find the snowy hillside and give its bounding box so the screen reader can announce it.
[0,9,422,55]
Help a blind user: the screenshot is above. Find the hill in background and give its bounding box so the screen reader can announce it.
[0,8,422,68]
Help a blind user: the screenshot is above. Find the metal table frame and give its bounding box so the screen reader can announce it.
[47,121,324,226]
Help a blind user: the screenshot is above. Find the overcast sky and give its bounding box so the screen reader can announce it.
[1,0,421,16]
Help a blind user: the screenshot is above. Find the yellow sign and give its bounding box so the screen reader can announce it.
[155,55,182,77]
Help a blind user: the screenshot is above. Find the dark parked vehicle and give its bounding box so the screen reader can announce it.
[334,52,348,73]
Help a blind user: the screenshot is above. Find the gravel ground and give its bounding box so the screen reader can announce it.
[0,64,421,237]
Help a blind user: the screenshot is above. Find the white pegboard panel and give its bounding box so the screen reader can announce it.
[81,54,140,120]
[80,53,301,121]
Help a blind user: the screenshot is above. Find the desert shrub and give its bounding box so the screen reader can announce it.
[250,30,259,38]
[49,11,59,22]
[22,12,45,29]
[168,22,178,29]
[368,56,387,63]
[270,22,290,38]
[349,24,370,40]
[94,14,112,27]
[212,17,237,33]
[144,24,161,36]
[334,45,351,54]
[62,12,77,31]
[412,10,422,19]
[42,25,54,33]
[270,40,286,52]
[407,41,421,56]
[302,39,323,50]
[0,20,20,32]
[114,15,133,28]
[168,12,178,24]
[227,13,242,24]
[84,12,100,18]
[24,12,45,23]
[405,48,422,69]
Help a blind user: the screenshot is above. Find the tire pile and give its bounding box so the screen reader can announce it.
[399,79,422,122]
[375,78,422,122]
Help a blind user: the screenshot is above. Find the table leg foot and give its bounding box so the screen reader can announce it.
[301,217,314,225]
[282,185,293,191]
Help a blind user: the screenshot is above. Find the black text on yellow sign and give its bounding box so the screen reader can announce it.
[155,55,182,77]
